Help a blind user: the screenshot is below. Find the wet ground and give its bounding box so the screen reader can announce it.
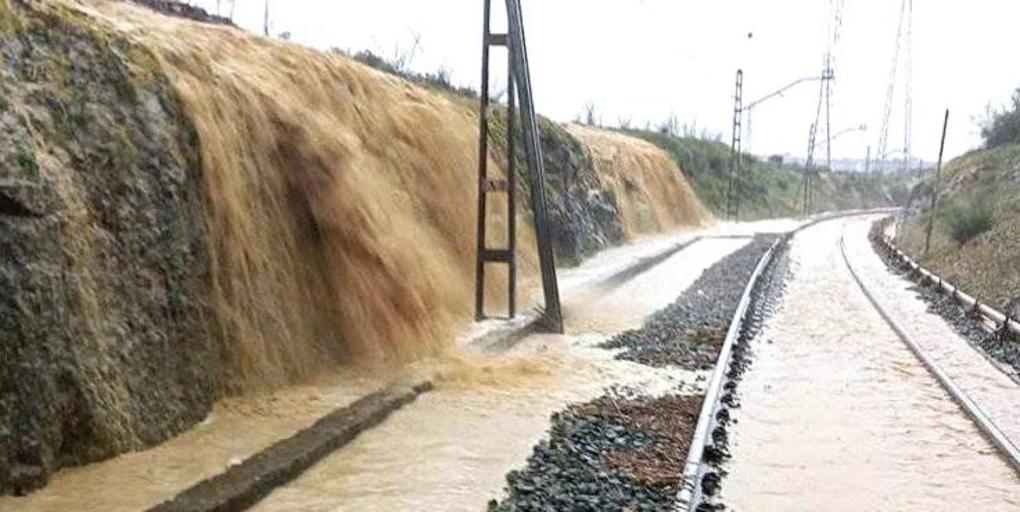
[249,234,750,512]
[489,238,777,511]
[0,223,761,512]
[721,216,1020,511]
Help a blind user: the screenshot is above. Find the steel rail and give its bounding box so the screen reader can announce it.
[840,230,1020,474]
[673,208,901,512]
[674,238,779,511]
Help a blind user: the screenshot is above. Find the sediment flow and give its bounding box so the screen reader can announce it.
[0,0,709,494]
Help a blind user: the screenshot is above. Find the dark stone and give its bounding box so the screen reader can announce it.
[0,2,214,494]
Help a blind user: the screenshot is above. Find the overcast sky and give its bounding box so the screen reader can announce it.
[189,1,1020,164]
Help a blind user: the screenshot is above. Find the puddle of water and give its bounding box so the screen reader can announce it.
[723,218,1020,511]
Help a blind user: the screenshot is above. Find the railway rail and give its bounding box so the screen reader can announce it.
[841,228,1020,473]
[676,212,1018,511]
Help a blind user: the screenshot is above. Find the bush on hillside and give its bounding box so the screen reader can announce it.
[942,199,995,244]
[980,88,1020,149]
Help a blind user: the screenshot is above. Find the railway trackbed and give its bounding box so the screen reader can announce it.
[840,229,1020,473]
[680,214,1020,512]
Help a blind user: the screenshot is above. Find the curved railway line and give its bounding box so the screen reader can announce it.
[679,214,1020,511]
[840,229,1020,473]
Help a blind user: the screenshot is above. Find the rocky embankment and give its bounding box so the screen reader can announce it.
[0,0,214,495]
[489,238,777,511]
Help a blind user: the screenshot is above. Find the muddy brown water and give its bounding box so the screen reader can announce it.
[0,230,753,512]
[723,216,1020,511]
[248,237,751,512]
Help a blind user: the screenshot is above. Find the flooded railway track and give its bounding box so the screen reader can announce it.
[840,229,1020,473]
[682,215,1020,511]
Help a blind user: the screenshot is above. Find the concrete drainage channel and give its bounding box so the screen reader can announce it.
[876,227,1020,340]
[474,234,708,353]
[147,382,433,512]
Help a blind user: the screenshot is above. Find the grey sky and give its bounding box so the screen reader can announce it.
[189,1,1020,164]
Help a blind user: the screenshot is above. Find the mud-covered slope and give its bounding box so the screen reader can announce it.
[0,0,711,494]
[0,0,213,494]
[566,124,709,236]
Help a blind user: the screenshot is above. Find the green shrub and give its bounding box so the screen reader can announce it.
[16,143,38,175]
[942,200,995,244]
[981,88,1020,149]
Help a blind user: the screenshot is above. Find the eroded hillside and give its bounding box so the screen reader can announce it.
[0,0,711,494]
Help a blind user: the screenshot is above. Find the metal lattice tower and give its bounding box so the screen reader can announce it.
[474,0,562,332]
[902,0,914,173]
[877,0,909,170]
[802,123,818,216]
[802,0,843,207]
[725,70,744,221]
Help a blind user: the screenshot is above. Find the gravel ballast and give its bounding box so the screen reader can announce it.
[601,236,780,368]
[694,237,792,511]
[870,220,1020,378]
[489,236,780,511]
[488,391,701,512]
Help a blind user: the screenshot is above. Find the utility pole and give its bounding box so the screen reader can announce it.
[475,0,562,332]
[802,123,817,217]
[263,0,270,37]
[726,69,744,221]
[824,58,833,173]
[863,145,871,209]
[924,109,950,256]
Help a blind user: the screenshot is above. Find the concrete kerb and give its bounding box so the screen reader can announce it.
[146,382,432,512]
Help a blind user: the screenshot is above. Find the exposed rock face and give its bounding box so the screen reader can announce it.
[489,113,627,266]
[0,1,214,494]
[539,120,628,265]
